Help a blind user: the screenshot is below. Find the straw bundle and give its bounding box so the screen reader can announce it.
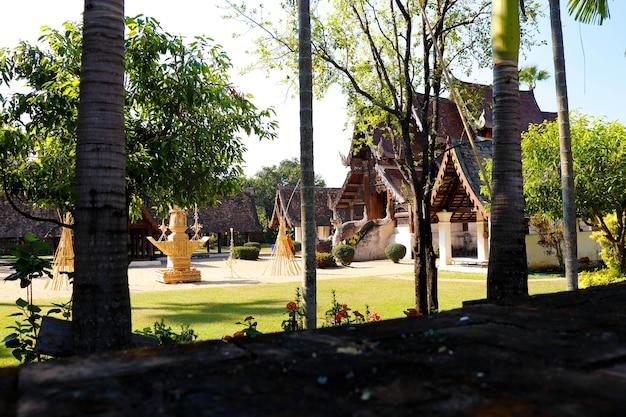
[264,217,301,276]
[46,212,74,290]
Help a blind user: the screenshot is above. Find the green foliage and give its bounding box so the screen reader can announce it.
[316,252,337,268]
[0,16,277,217]
[292,241,302,253]
[332,244,355,266]
[223,316,263,340]
[243,242,262,251]
[232,246,260,260]
[134,319,198,346]
[384,243,407,263]
[589,213,626,274]
[579,268,626,289]
[2,235,58,363]
[323,289,380,327]
[523,113,626,273]
[281,288,305,332]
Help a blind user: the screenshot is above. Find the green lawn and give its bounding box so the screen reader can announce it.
[0,273,565,368]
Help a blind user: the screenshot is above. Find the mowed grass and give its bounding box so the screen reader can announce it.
[0,273,566,368]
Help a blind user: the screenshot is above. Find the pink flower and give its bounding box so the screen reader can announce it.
[286,301,298,312]
[368,312,381,321]
[233,331,245,337]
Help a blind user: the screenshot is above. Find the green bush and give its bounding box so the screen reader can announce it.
[232,246,260,260]
[579,268,626,289]
[243,242,262,251]
[385,243,407,263]
[293,241,302,253]
[134,319,198,346]
[316,252,337,268]
[332,244,355,266]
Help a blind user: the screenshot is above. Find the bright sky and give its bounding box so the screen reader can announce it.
[2,1,624,188]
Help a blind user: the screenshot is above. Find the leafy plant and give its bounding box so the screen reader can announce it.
[332,244,355,266]
[324,289,380,327]
[222,316,262,341]
[316,252,337,268]
[134,319,198,346]
[2,234,53,363]
[281,288,305,332]
[232,246,260,260]
[385,243,407,263]
[243,242,262,251]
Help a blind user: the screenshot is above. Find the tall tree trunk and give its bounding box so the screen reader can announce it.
[73,0,132,352]
[487,0,529,300]
[298,0,317,329]
[549,0,578,290]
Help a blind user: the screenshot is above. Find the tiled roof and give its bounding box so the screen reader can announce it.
[0,195,62,239]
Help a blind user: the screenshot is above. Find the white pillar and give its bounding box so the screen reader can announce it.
[476,211,490,261]
[437,211,453,266]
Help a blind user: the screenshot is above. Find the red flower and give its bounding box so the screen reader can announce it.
[233,331,245,337]
[405,308,422,317]
[342,304,348,310]
[335,309,347,322]
[286,301,298,312]
[368,312,381,321]
[222,335,232,341]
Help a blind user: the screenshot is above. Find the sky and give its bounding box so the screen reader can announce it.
[1,1,624,188]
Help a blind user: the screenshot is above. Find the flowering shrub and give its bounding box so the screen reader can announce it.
[324,289,381,327]
[222,316,262,341]
[282,288,305,332]
[316,252,337,268]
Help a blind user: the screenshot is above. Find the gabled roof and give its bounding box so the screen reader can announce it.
[334,82,555,220]
[269,186,342,229]
[430,138,492,223]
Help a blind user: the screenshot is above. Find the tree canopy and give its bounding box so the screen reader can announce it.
[0,16,277,218]
[523,112,626,272]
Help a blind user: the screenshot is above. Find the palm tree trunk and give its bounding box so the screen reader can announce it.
[72,0,132,352]
[298,0,317,329]
[549,0,578,290]
[487,0,529,300]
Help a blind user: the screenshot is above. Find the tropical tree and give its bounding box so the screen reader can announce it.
[72,0,131,352]
[0,17,276,219]
[518,65,550,90]
[567,0,611,24]
[548,0,612,291]
[297,0,318,329]
[523,113,626,275]
[487,0,529,300]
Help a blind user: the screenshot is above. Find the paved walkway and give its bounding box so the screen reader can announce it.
[0,253,489,302]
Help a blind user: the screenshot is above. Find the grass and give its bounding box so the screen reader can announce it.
[0,273,566,368]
